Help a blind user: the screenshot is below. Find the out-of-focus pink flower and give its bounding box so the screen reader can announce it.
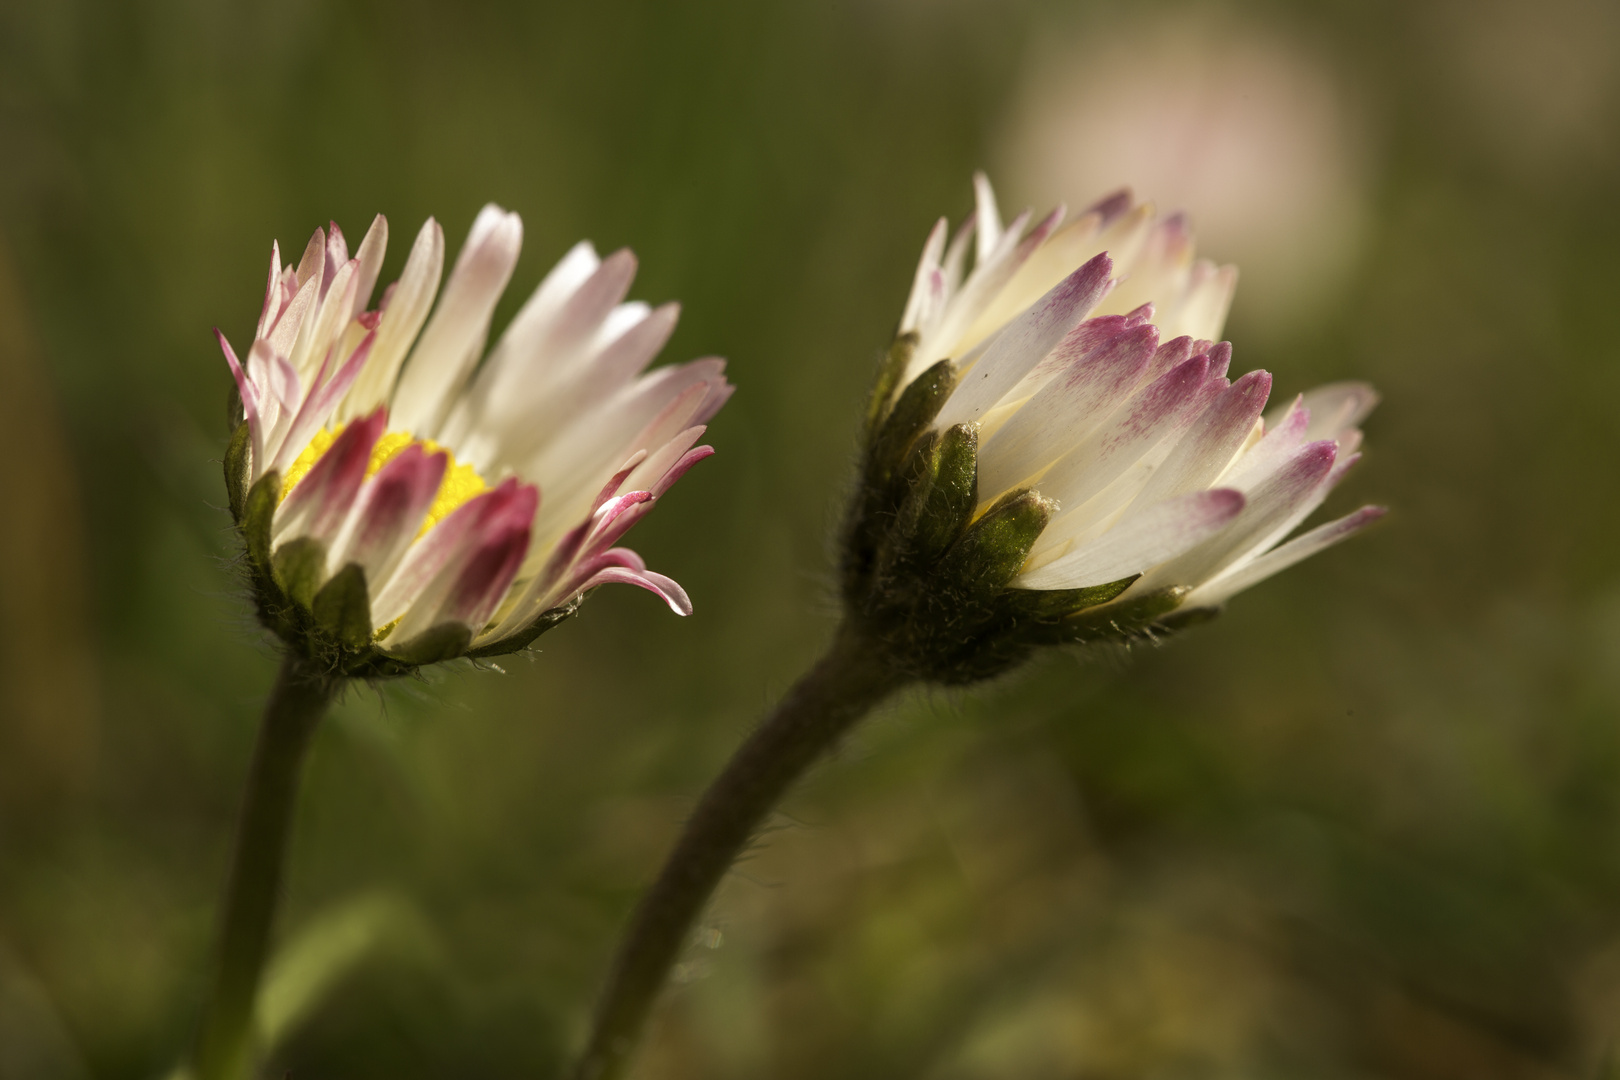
[999,17,1369,333]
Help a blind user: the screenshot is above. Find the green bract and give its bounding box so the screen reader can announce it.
[839,339,1198,685]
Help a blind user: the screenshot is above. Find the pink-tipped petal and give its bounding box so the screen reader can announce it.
[1143,439,1339,591]
[589,450,650,512]
[623,426,706,493]
[935,252,1115,429]
[333,445,447,589]
[276,407,387,546]
[577,566,693,616]
[651,445,715,497]
[436,519,533,631]
[1187,505,1387,608]
[1295,381,1381,443]
[1135,369,1273,506]
[1141,334,1198,382]
[272,328,378,476]
[371,478,527,627]
[1039,352,1212,512]
[217,329,264,475]
[978,317,1159,497]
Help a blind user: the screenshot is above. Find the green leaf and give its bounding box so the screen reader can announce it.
[255,890,437,1058]
[311,564,373,650]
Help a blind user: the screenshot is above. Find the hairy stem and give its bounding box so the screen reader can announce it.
[190,652,337,1080]
[571,622,907,1080]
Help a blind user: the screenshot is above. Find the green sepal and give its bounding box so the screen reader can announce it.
[868,358,956,483]
[311,563,373,651]
[842,360,959,605]
[385,622,474,666]
[242,471,281,576]
[912,423,977,565]
[1003,574,1139,620]
[466,599,583,659]
[865,332,918,437]
[1042,586,1191,646]
[224,421,251,522]
[939,489,1053,594]
[272,537,328,610]
[881,429,941,565]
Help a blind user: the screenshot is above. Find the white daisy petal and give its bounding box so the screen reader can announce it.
[1017,488,1245,590]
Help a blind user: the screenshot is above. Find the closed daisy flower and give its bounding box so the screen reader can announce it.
[844,174,1381,681]
[220,206,732,673]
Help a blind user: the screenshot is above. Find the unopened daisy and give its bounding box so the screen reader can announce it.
[842,173,1382,680]
[221,205,732,673]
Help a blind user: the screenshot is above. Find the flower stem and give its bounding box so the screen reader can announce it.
[571,621,907,1080]
[190,652,337,1080]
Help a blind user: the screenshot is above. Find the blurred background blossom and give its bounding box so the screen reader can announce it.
[998,8,1372,338]
[3,0,1620,1078]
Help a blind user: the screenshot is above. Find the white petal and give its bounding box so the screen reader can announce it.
[1292,381,1380,443]
[1184,505,1386,608]
[975,317,1158,500]
[900,217,948,335]
[1132,369,1272,507]
[390,206,524,435]
[1035,353,1213,514]
[973,170,1003,264]
[933,252,1114,430]
[1016,488,1245,590]
[1137,439,1339,591]
[349,214,389,320]
[338,217,446,422]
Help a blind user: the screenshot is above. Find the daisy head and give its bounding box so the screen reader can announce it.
[842,174,1380,683]
[222,206,732,674]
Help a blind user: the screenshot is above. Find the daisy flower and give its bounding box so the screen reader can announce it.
[221,206,731,671]
[844,174,1381,680]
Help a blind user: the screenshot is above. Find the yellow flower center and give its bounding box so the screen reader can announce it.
[279,427,490,537]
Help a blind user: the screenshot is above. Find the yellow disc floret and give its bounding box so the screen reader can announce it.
[279,426,490,537]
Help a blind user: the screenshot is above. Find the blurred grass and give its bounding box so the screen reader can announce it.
[3,0,1620,1077]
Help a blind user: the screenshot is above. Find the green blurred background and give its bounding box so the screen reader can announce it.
[4,0,1620,1076]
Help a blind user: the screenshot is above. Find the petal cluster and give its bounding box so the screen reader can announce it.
[221,206,731,664]
[897,174,1381,611]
